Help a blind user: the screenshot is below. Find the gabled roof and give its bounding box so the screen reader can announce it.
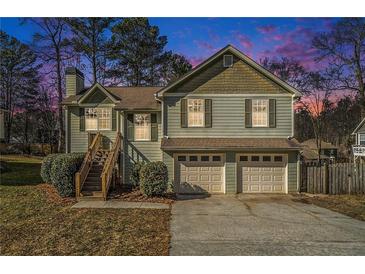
[156,44,302,97]
[78,83,120,104]
[352,118,365,135]
[61,85,162,110]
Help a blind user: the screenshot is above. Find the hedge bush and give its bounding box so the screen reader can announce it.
[129,161,146,186]
[49,153,85,197]
[40,153,59,183]
[140,161,168,197]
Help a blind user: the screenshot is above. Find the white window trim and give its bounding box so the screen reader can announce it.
[223,54,233,67]
[187,99,205,127]
[359,134,365,145]
[134,113,151,141]
[85,107,112,131]
[252,99,269,127]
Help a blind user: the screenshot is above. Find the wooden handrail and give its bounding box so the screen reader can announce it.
[101,132,122,200]
[75,132,102,200]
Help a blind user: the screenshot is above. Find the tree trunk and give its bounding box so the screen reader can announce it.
[56,49,64,153]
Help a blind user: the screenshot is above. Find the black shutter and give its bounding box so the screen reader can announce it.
[112,109,117,131]
[181,99,188,128]
[205,99,212,128]
[127,114,134,141]
[269,99,276,128]
[151,113,158,141]
[245,99,252,128]
[79,108,85,131]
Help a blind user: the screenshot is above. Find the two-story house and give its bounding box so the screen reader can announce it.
[62,45,302,199]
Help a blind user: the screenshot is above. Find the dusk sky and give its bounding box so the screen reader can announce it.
[1,17,338,70]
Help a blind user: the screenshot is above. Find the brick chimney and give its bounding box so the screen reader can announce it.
[65,67,84,97]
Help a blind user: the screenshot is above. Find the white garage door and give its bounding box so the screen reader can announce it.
[238,154,287,193]
[175,154,225,194]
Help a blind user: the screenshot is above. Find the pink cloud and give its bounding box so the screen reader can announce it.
[256,25,277,34]
[236,34,253,50]
[194,40,217,51]
[187,57,205,68]
[257,27,322,70]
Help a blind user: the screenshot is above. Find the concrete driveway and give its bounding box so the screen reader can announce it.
[170,195,365,255]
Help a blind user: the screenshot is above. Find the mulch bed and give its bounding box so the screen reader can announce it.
[37,183,75,206]
[110,186,176,205]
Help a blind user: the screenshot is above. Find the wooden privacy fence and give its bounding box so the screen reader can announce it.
[300,162,365,194]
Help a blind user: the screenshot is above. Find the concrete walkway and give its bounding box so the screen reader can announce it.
[72,200,169,209]
[170,194,365,255]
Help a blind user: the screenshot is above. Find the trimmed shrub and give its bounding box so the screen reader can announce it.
[129,161,146,186]
[140,161,168,197]
[50,153,85,197]
[40,153,59,183]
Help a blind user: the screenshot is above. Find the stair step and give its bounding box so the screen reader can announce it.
[84,181,101,186]
[83,186,102,191]
[81,190,103,197]
[85,177,100,183]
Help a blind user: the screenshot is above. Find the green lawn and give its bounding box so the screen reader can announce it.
[0,155,170,255]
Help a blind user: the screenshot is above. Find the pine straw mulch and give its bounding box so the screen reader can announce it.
[109,186,176,205]
[292,193,365,221]
[36,183,75,206]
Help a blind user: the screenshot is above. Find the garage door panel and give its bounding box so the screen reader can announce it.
[239,154,287,194]
[177,154,225,194]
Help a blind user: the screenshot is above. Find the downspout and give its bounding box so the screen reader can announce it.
[64,106,69,153]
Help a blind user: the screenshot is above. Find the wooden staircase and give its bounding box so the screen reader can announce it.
[75,132,122,201]
[81,150,109,198]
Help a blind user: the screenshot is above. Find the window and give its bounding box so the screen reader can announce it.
[212,156,221,162]
[188,99,204,127]
[252,99,268,127]
[360,134,365,145]
[223,55,233,67]
[240,156,248,162]
[201,156,209,162]
[85,108,111,131]
[251,156,260,161]
[274,156,283,162]
[263,156,271,162]
[178,156,186,162]
[189,156,198,161]
[134,114,151,141]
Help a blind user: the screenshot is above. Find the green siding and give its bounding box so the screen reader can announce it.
[68,106,119,153]
[225,152,237,194]
[122,112,163,184]
[163,151,174,185]
[164,55,289,95]
[287,151,299,192]
[165,96,293,137]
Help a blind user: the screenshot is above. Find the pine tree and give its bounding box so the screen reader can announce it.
[0,31,40,143]
[65,17,117,84]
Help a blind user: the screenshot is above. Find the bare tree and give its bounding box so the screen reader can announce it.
[312,18,365,118]
[24,18,72,152]
[299,72,333,162]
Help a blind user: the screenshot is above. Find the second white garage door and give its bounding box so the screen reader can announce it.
[238,154,287,193]
[175,154,225,194]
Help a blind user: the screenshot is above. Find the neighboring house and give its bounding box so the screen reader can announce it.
[301,139,338,162]
[352,118,365,146]
[0,109,7,142]
[352,118,365,160]
[62,45,302,199]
